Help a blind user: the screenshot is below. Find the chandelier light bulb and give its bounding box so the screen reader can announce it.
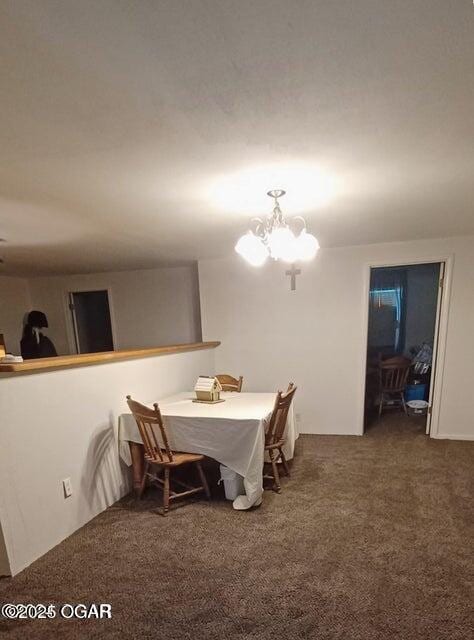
[267,226,295,261]
[281,239,298,263]
[234,231,268,267]
[294,230,320,261]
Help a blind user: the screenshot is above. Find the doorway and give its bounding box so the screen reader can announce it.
[68,290,115,354]
[363,262,445,435]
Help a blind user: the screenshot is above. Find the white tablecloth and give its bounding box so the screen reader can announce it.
[118,391,298,509]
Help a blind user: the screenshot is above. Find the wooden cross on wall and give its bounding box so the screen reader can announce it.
[285,264,301,291]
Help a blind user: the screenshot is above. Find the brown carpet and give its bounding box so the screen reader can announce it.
[1,414,473,639]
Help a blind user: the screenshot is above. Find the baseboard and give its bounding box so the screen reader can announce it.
[431,432,474,441]
[298,430,362,436]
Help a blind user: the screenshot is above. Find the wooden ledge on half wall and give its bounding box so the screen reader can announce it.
[0,341,221,375]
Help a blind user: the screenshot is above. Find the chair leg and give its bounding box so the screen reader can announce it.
[162,467,170,516]
[401,393,408,415]
[279,448,290,477]
[378,394,384,417]
[138,462,149,499]
[269,449,281,493]
[196,461,211,499]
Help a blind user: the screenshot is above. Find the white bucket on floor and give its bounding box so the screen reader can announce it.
[219,465,245,501]
[407,399,429,416]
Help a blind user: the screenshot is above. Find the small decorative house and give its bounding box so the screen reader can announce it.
[194,376,223,402]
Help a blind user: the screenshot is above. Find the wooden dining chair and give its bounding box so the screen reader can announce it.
[264,383,297,493]
[126,396,210,515]
[378,357,411,417]
[216,374,243,392]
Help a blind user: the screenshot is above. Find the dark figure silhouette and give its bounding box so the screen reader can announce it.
[20,310,58,360]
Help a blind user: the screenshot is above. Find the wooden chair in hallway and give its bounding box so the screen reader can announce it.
[264,383,297,493]
[378,357,411,417]
[216,374,243,392]
[126,396,210,515]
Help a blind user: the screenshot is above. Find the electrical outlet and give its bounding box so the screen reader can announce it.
[62,477,73,498]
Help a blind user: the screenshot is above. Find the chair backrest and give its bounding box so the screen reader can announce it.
[379,357,411,392]
[266,383,297,446]
[216,374,243,392]
[126,396,173,462]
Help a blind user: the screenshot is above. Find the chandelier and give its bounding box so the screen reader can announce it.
[234,190,320,267]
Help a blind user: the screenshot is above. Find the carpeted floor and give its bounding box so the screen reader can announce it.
[1,414,473,639]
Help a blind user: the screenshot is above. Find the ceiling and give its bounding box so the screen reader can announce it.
[0,0,473,275]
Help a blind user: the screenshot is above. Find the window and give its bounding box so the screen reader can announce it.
[368,269,406,353]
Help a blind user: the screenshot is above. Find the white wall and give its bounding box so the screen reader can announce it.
[199,235,474,440]
[27,264,202,355]
[0,346,216,575]
[0,275,31,355]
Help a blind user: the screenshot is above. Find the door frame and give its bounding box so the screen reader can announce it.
[63,287,118,354]
[358,255,454,438]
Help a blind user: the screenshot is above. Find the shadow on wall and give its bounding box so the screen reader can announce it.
[80,412,130,517]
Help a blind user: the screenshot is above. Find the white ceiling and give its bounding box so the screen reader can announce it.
[0,0,473,275]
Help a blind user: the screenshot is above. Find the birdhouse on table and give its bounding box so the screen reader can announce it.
[194,376,223,403]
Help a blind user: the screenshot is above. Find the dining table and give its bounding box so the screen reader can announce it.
[118,390,297,510]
